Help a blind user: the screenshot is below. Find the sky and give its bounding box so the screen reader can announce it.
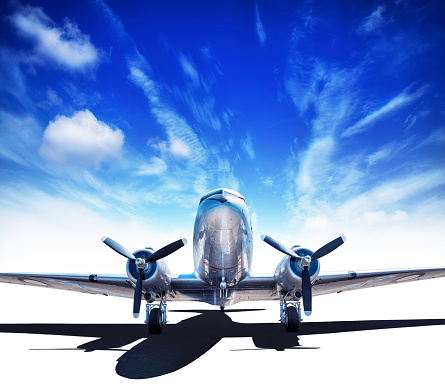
[1,1,445,383]
[0,0,445,277]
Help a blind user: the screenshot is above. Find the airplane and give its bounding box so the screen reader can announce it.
[1,187,445,334]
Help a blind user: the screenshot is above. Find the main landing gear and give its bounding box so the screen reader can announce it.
[279,293,302,332]
[145,293,167,334]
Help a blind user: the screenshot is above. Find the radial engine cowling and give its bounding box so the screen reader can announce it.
[274,247,320,297]
[126,249,171,296]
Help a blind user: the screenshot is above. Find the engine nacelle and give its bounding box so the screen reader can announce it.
[274,247,320,296]
[126,249,171,297]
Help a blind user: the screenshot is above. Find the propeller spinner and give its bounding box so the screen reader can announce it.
[261,234,346,316]
[101,236,187,318]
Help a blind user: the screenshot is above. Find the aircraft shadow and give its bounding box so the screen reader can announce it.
[1,310,444,379]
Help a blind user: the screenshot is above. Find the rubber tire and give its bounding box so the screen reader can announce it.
[148,307,163,334]
[284,306,300,332]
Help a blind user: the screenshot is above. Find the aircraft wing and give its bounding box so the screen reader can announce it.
[0,273,134,298]
[1,268,445,302]
[313,267,445,296]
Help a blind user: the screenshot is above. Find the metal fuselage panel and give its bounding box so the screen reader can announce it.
[193,193,253,290]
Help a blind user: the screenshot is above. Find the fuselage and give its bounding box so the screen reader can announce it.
[193,188,253,289]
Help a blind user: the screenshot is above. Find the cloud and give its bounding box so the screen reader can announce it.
[366,145,393,167]
[342,85,429,137]
[296,135,335,194]
[10,4,102,72]
[40,110,124,169]
[357,5,386,35]
[417,127,445,148]
[128,64,207,163]
[179,53,200,88]
[128,59,241,204]
[337,169,445,218]
[255,5,266,46]
[365,139,410,168]
[134,157,167,176]
[260,176,274,187]
[170,138,192,158]
[0,111,42,167]
[241,132,255,160]
[38,87,63,109]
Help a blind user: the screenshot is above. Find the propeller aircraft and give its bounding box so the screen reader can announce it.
[1,188,444,334]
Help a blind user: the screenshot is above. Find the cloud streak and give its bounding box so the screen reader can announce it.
[255,5,266,46]
[342,84,429,137]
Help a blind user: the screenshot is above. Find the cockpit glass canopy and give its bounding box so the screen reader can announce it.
[199,188,246,204]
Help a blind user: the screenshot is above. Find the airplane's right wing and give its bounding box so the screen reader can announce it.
[312,267,445,296]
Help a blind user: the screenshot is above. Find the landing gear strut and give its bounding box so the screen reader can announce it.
[145,293,167,334]
[279,292,302,332]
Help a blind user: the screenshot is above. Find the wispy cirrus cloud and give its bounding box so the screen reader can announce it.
[129,62,207,164]
[9,4,102,72]
[342,84,429,137]
[0,111,42,167]
[357,5,387,35]
[255,5,266,46]
[241,132,255,160]
[133,157,168,176]
[128,57,241,204]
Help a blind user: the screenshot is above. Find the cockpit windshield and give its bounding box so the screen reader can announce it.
[199,188,246,204]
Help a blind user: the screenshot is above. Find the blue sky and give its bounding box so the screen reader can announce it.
[1,0,444,274]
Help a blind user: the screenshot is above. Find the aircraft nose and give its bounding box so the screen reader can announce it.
[206,201,242,230]
[206,193,229,203]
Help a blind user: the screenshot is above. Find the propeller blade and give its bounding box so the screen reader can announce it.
[301,266,312,316]
[101,236,136,261]
[133,269,143,318]
[311,236,346,261]
[148,238,187,263]
[260,234,300,260]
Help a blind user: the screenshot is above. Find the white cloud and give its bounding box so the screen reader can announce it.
[366,144,393,167]
[338,169,445,218]
[128,60,242,205]
[38,87,63,109]
[255,5,266,46]
[0,111,42,167]
[417,127,445,148]
[10,4,102,72]
[241,132,255,160]
[362,210,409,224]
[170,138,192,158]
[134,157,167,176]
[179,53,200,88]
[357,5,386,35]
[342,85,429,137]
[296,135,335,194]
[40,110,124,169]
[260,176,274,187]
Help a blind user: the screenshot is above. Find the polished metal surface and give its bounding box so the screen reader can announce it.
[193,190,253,290]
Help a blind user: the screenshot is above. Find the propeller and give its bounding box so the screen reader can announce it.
[261,234,346,316]
[101,236,187,318]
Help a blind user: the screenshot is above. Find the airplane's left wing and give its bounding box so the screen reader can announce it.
[313,267,445,296]
[0,273,134,298]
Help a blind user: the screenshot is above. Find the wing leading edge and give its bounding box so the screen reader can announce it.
[313,267,445,296]
[0,273,134,298]
[0,267,444,302]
